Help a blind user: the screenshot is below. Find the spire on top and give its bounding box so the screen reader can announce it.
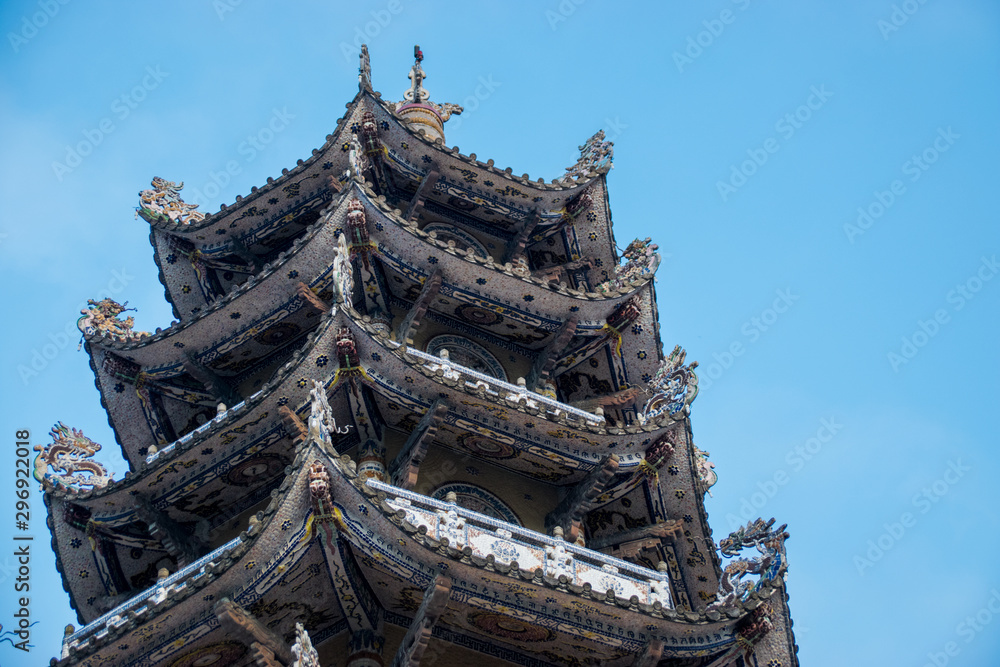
[390,44,462,143]
[359,44,372,92]
[404,44,430,105]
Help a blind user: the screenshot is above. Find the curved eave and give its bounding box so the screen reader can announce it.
[372,92,609,193]
[52,438,326,661]
[141,91,364,236]
[341,302,681,453]
[81,188,348,356]
[323,441,784,659]
[357,182,654,307]
[47,312,342,506]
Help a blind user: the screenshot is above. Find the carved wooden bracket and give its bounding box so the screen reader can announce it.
[214,597,295,665]
[545,454,619,542]
[391,574,452,667]
[396,269,443,345]
[389,399,449,490]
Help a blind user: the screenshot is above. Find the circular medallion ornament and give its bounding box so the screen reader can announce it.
[432,482,521,525]
[423,223,489,258]
[446,195,478,212]
[253,322,301,346]
[459,434,517,460]
[224,454,289,486]
[454,304,503,327]
[426,334,507,380]
[468,612,554,643]
[168,642,246,667]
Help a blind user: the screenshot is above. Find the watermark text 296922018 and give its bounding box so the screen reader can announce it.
[12,429,33,653]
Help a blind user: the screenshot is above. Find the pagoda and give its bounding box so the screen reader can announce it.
[37,46,799,666]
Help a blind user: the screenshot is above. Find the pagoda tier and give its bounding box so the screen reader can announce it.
[144,82,621,321]
[51,405,793,667]
[46,296,713,626]
[88,183,671,468]
[40,45,798,666]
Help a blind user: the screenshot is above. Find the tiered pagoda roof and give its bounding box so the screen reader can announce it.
[37,45,799,667]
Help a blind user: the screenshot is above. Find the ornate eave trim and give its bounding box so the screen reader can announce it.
[374,91,608,191]
[47,315,342,504]
[141,91,365,235]
[50,438,321,664]
[82,188,350,354]
[355,180,656,304]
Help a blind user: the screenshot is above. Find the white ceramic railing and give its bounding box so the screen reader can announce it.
[367,479,672,609]
[145,390,264,464]
[65,536,243,646]
[404,347,603,425]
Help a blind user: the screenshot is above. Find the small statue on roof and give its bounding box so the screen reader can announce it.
[78,298,146,342]
[639,345,699,423]
[34,422,112,490]
[564,129,615,181]
[137,177,205,225]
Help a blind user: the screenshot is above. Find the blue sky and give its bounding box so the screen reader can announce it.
[1,1,998,664]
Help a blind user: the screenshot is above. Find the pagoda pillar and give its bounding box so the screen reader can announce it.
[403,170,439,223]
[347,628,386,667]
[336,327,387,480]
[347,198,391,333]
[346,380,386,481]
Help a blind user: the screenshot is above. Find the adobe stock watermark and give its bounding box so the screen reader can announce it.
[545,0,586,31]
[698,288,799,391]
[338,0,404,63]
[213,0,243,21]
[717,85,833,202]
[878,0,932,41]
[853,459,969,575]
[920,589,1000,667]
[7,0,71,53]
[17,268,135,385]
[725,416,844,529]
[673,0,752,73]
[186,107,295,209]
[443,75,502,134]
[887,254,997,372]
[51,66,170,182]
[844,127,959,244]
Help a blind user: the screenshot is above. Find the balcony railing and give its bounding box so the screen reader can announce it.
[404,346,604,425]
[146,389,265,464]
[367,479,673,609]
[64,536,244,648]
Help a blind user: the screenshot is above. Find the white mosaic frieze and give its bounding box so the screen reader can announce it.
[370,479,672,609]
[406,346,603,425]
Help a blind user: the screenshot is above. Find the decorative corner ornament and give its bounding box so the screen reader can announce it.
[78,298,146,342]
[710,518,789,610]
[693,445,717,493]
[136,177,205,225]
[34,422,112,490]
[639,346,699,423]
[307,380,351,445]
[359,44,372,92]
[597,237,660,294]
[564,129,614,181]
[290,622,320,667]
